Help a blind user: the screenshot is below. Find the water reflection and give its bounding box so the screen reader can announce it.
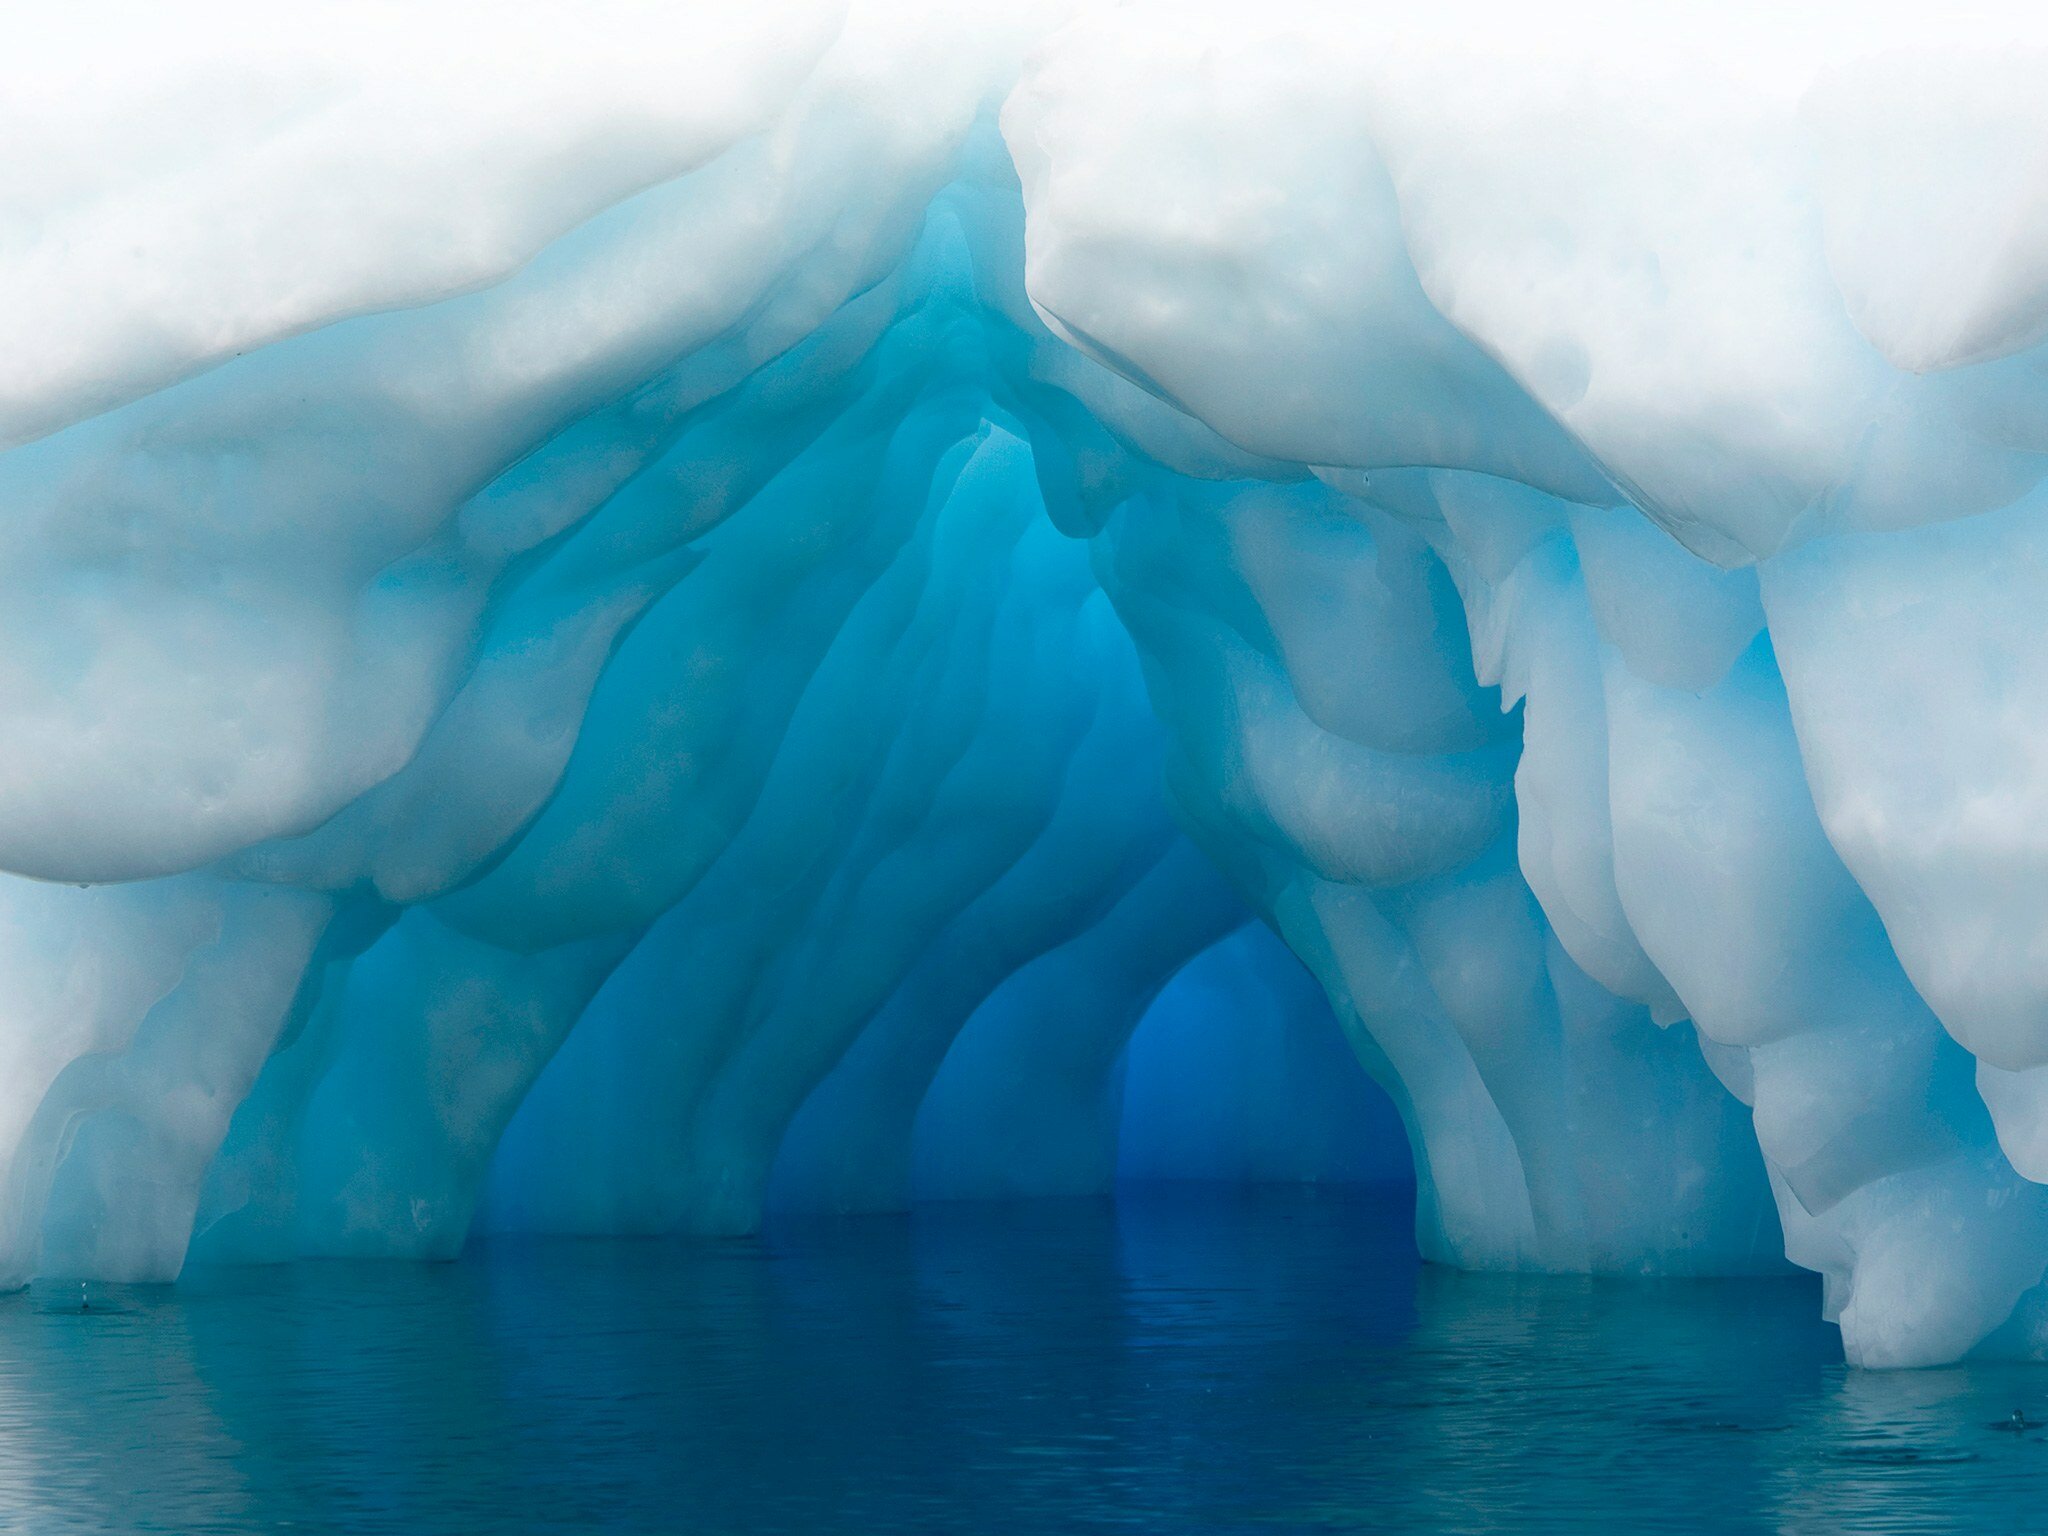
[2,1187,2044,1532]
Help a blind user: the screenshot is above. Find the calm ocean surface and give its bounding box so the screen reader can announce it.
[1,1186,2042,1533]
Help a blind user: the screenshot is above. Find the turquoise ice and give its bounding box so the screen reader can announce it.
[7,0,2048,1368]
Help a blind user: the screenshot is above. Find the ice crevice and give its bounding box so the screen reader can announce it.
[10,0,2048,1368]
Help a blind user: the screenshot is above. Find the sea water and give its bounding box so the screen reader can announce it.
[3,1186,2041,1533]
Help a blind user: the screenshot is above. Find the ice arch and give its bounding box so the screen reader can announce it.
[9,0,2048,1368]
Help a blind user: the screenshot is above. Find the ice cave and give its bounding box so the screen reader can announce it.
[17,8,2048,1516]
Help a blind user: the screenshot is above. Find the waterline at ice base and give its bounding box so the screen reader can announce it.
[12,0,2048,1393]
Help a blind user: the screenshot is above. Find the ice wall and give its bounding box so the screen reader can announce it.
[8,0,2048,1366]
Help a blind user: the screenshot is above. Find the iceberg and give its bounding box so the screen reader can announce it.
[9,0,2048,1367]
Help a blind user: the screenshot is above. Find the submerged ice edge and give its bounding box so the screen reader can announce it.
[8,0,2048,1367]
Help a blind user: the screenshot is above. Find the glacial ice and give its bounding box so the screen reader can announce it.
[11,0,2048,1367]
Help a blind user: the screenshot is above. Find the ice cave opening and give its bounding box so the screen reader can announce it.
[4,124,1444,1302]
[16,0,2048,1375]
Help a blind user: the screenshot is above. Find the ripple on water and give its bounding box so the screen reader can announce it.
[0,1187,2037,1533]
